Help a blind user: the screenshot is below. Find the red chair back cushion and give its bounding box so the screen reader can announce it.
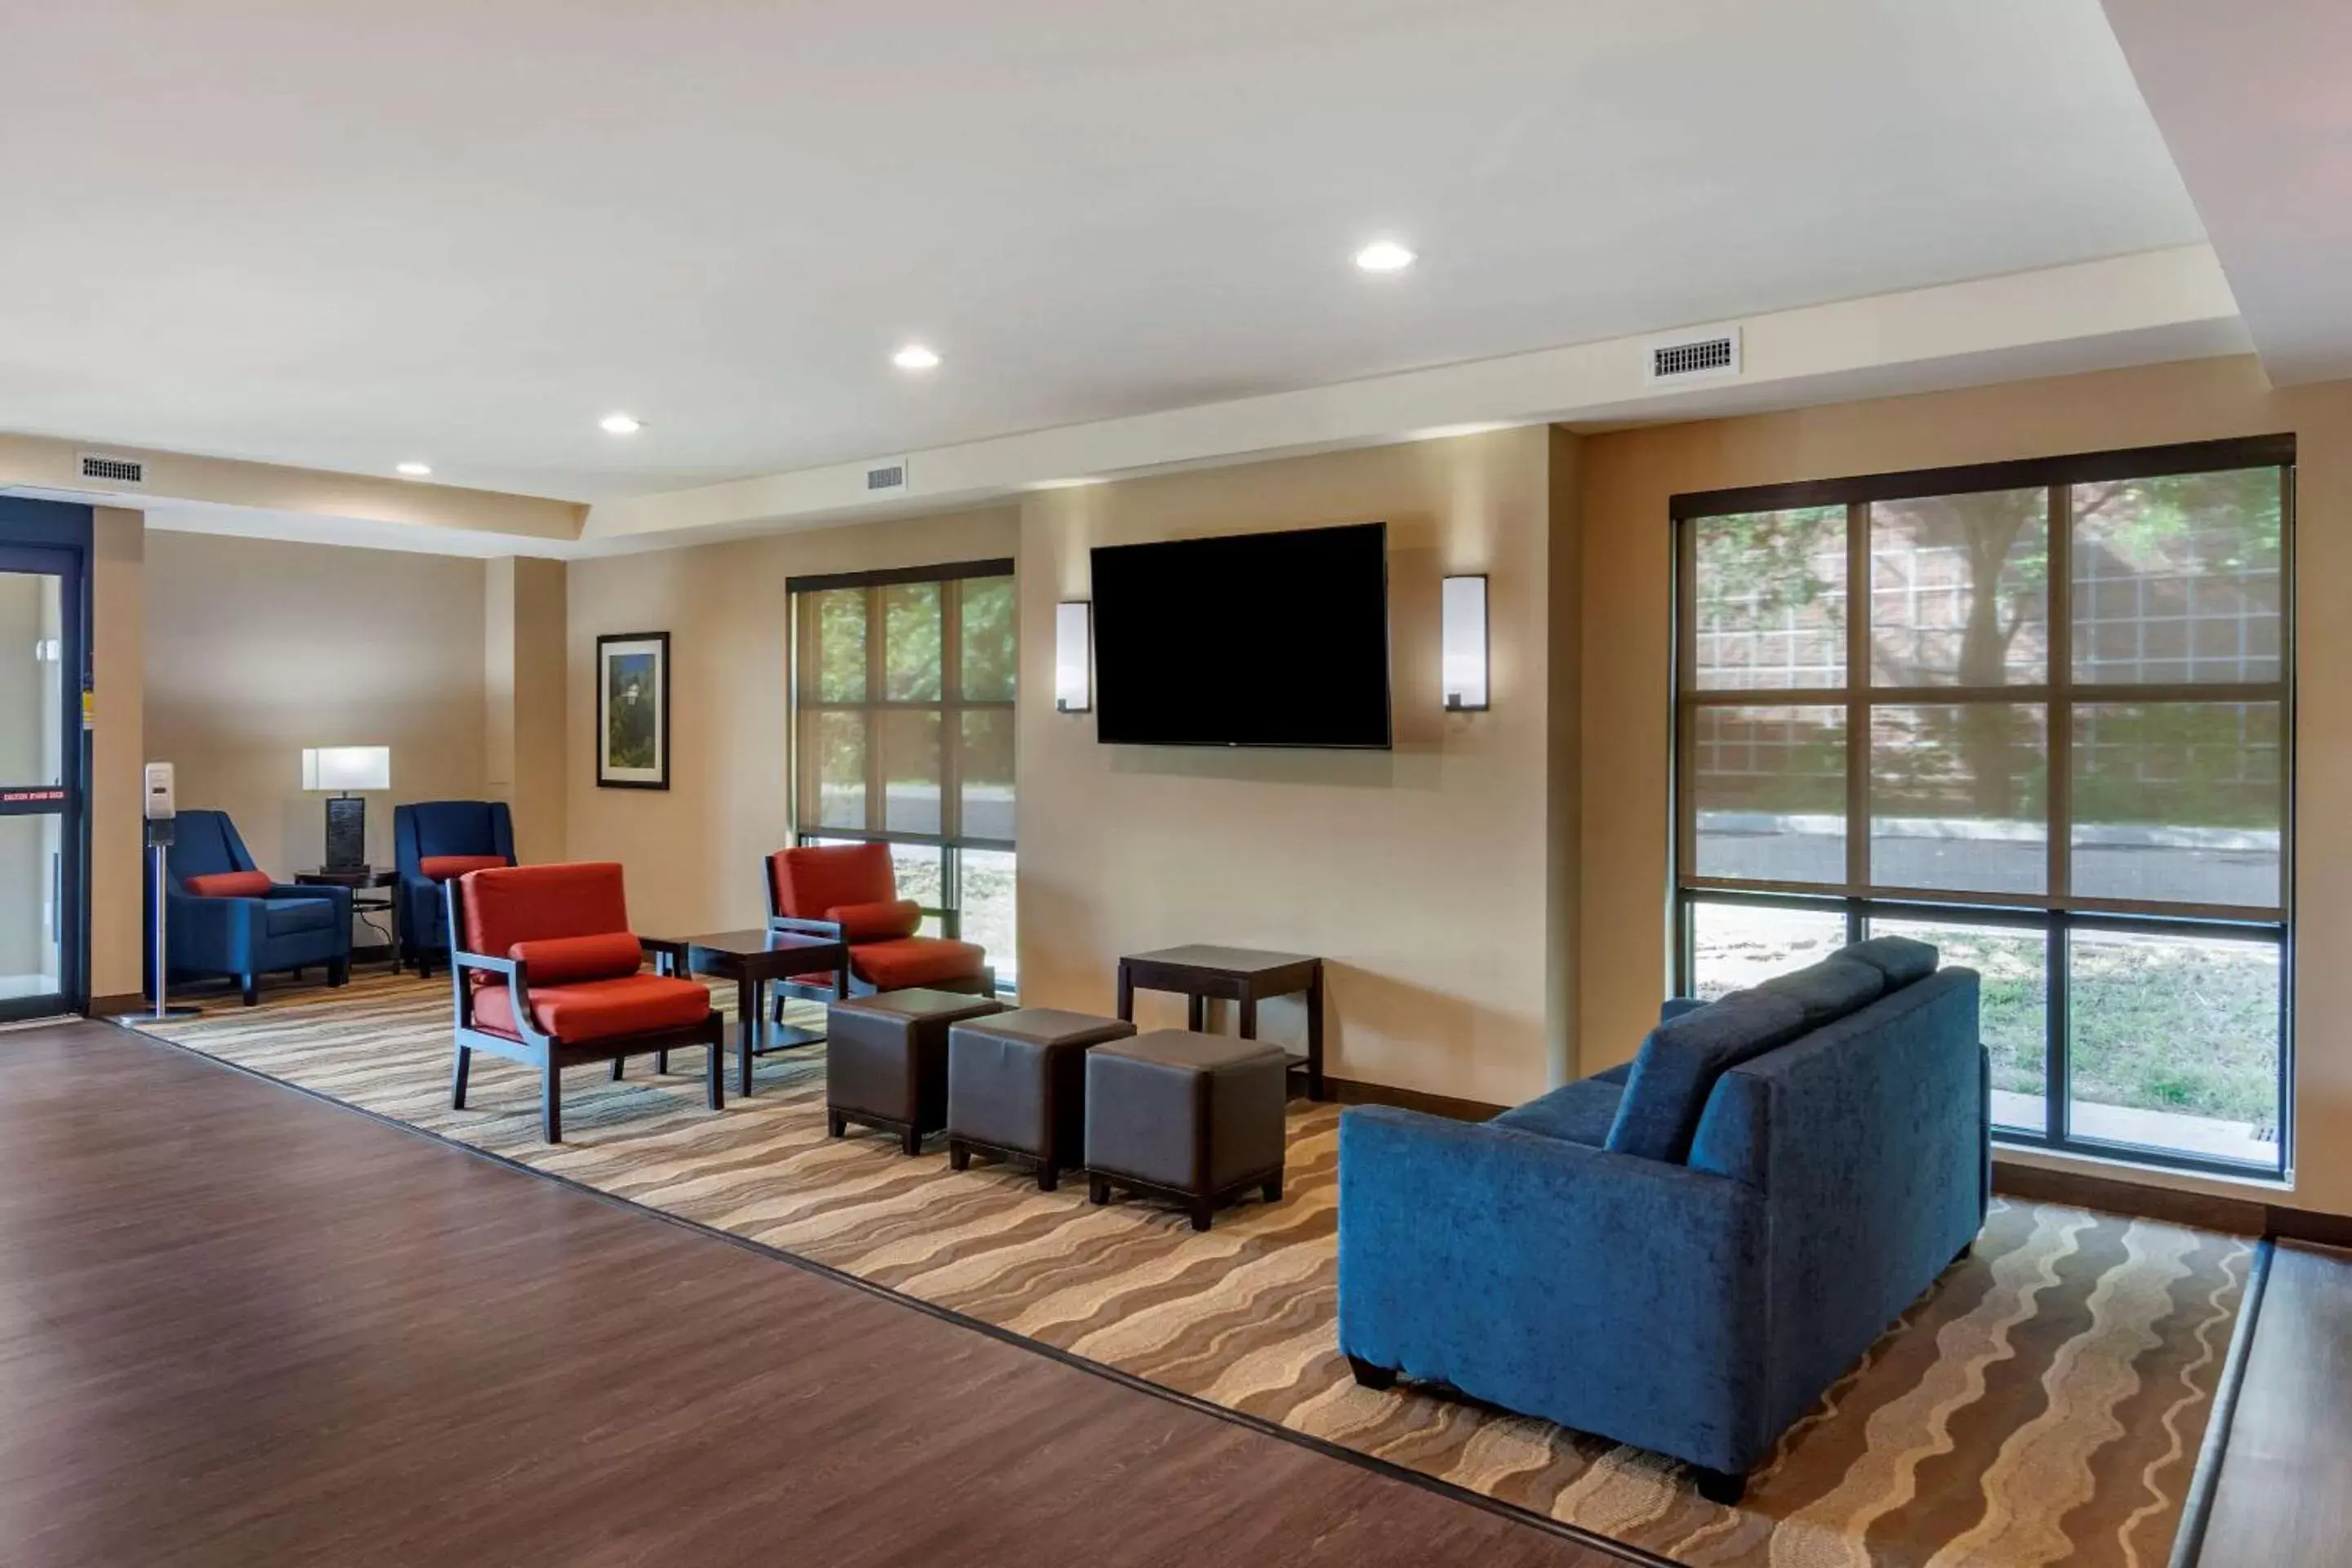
[185,871,272,898]
[461,862,630,956]
[421,853,512,883]
[826,899,922,943]
[768,843,895,919]
[510,931,643,985]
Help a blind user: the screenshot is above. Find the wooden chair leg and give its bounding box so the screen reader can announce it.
[450,1045,471,1108]
[900,1127,923,1156]
[240,973,259,1007]
[1190,1200,1215,1232]
[656,1050,670,1074]
[706,1037,724,1111]
[827,1111,847,1138]
[609,1058,625,1082]
[542,1062,563,1143]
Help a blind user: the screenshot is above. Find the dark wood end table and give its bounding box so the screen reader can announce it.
[1116,944,1325,1100]
[295,867,402,972]
[678,929,852,1097]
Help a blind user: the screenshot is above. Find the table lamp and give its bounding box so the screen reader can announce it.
[302,746,391,872]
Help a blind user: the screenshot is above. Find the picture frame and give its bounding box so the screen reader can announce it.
[596,631,670,789]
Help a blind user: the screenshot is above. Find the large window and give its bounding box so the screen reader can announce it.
[791,559,1017,990]
[1674,438,2292,1176]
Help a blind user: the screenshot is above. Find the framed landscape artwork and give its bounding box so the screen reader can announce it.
[596,631,670,789]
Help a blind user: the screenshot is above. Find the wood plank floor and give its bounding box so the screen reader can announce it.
[0,1020,1630,1568]
[2198,1240,2352,1568]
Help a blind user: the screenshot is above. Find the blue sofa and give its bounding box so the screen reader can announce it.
[154,809,351,1005]
[393,800,514,976]
[1336,937,1987,1503]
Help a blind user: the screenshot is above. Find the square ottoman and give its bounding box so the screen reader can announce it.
[1085,1030,1289,1231]
[947,1009,1138,1191]
[827,988,1008,1155]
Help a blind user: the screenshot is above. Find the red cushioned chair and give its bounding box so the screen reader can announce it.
[446,862,722,1143]
[764,844,995,1009]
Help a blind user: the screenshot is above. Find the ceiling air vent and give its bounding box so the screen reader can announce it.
[864,457,909,497]
[78,452,147,487]
[1644,327,1742,385]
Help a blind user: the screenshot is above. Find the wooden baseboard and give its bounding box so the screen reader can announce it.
[1993,1159,2352,1246]
[1325,1076,1505,1123]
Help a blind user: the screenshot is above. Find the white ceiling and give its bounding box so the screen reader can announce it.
[2100,0,2352,385]
[2,0,2203,502]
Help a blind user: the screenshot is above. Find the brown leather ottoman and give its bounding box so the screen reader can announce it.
[947,1009,1137,1191]
[1084,1030,1288,1230]
[826,988,1008,1155]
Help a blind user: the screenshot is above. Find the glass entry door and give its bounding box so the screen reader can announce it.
[0,548,82,1022]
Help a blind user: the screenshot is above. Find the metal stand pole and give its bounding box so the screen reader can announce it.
[147,831,198,1020]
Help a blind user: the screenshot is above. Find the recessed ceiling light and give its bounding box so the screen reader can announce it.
[1354,240,1417,274]
[893,344,941,372]
[395,461,432,478]
[599,412,644,435]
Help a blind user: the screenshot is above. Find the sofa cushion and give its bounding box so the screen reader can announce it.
[185,871,271,898]
[827,899,923,943]
[461,862,630,956]
[1842,936,1939,988]
[1755,956,1885,1027]
[850,936,988,991]
[421,853,510,883]
[263,897,336,937]
[1604,990,1809,1163]
[1490,1076,1625,1147]
[511,931,643,986]
[473,973,710,1043]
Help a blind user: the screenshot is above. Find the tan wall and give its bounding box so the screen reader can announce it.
[564,507,1021,937]
[90,508,145,1000]
[1018,429,1565,1107]
[1577,354,2352,1212]
[142,532,488,876]
[486,557,569,864]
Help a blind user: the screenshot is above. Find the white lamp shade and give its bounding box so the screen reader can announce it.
[1054,600,1092,712]
[302,746,392,792]
[1441,575,1490,710]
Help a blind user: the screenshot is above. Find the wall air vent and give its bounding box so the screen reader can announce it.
[1644,327,1742,384]
[864,458,909,497]
[77,452,146,487]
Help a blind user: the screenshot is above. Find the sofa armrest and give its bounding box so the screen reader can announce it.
[1338,1105,1771,1474]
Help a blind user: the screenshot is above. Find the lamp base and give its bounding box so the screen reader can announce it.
[323,796,368,873]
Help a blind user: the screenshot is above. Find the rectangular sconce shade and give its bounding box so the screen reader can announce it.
[1054,600,1092,712]
[1441,575,1490,710]
[301,745,392,792]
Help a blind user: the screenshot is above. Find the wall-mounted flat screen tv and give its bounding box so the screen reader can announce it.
[1090,521,1392,749]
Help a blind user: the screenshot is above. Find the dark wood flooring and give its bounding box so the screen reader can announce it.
[0,1021,1628,1568]
[2198,1240,2352,1568]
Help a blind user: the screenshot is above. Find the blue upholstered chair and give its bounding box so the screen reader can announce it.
[154,809,351,1005]
[1336,938,1988,1504]
[393,800,514,976]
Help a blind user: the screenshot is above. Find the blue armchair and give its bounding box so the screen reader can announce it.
[393,800,514,976]
[1336,938,1987,1503]
[153,809,351,1006]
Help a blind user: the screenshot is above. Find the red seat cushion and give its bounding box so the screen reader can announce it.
[510,932,643,985]
[185,871,272,898]
[826,899,922,942]
[461,862,630,954]
[849,936,988,991]
[472,973,710,1044]
[421,853,511,882]
[768,843,895,920]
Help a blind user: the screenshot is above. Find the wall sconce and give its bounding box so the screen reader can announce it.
[1441,575,1490,711]
[1054,600,1092,712]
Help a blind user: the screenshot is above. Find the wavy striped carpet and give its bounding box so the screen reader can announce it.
[129,973,2249,1567]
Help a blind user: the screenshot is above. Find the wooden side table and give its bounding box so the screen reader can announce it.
[677,929,852,1097]
[295,867,402,972]
[1116,944,1325,1100]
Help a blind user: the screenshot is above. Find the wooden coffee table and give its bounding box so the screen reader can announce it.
[1116,945,1325,1100]
[679,929,851,1097]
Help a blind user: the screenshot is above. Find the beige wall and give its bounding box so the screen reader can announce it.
[1018,429,1567,1107]
[486,556,569,864]
[90,508,145,1000]
[564,507,1021,937]
[142,532,488,876]
[1576,354,2352,1214]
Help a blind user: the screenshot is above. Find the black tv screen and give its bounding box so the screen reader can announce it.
[1090,522,1392,749]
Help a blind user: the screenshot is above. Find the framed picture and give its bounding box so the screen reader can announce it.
[596,631,670,789]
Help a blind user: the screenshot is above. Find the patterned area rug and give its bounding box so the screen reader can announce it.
[128,973,2250,1567]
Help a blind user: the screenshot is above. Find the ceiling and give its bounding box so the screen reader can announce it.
[0,0,2204,502]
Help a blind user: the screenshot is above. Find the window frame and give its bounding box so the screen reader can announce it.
[786,557,1017,948]
[1671,435,2294,1179]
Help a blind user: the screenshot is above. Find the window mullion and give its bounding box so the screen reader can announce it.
[1845,500,1869,895]
[2045,481,2072,1146]
[862,586,885,834]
